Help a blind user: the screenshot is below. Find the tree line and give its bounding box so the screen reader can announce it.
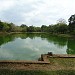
[0,14,75,34]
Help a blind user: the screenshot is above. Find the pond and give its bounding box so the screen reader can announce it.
[0,33,75,60]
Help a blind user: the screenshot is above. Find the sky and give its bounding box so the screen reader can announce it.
[0,0,75,26]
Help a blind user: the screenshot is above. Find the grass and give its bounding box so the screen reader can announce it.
[57,34,72,37]
[0,69,75,75]
[49,58,75,69]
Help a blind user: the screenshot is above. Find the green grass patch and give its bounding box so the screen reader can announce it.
[49,58,75,68]
[0,69,75,75]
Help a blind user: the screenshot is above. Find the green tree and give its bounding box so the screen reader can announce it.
[20,24,28,32]
[0,21,4,31]
[68,14,75,33]
[2,22,10,32]
[47,25,54,33]
[35,27,41,32]
[27,26,35,32]
[41,25,48,32]
[56,19,68,33]
[56,24,68,33]
[0,21,10,32]
[14,26,22,32]
[8,23,16,32]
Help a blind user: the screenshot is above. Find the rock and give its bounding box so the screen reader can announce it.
[48,52,53,56]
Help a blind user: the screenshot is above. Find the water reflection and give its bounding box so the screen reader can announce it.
[0,35,14,46]
[0,33,75,57]
[67,38,75,54]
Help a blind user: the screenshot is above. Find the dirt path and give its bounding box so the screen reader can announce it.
[0,54,75,71]
[0,58,75,71]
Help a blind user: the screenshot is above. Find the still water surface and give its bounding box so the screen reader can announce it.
[0,33,75,60]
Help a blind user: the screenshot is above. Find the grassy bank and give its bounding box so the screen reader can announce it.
[0,32,74,38]
[0,69,75,75]
[49,58,75,70]
[49,33,72,38]
[56,34,71,37]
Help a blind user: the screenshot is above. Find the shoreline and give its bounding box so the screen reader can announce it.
[0,54,75,71]
[0,32,74,38]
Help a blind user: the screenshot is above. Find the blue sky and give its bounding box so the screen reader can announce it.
[0,0,75,26]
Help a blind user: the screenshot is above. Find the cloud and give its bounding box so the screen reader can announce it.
[0,0,75,26]
[0,0,15,11]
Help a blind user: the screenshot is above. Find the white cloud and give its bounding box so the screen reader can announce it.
[0,0,75,26]
[0,0,15,11]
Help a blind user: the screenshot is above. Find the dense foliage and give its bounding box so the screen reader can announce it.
[0,14,75,34]
[68,14,75,34]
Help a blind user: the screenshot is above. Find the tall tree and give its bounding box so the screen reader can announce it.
[68,14,75,33]
[8,23,16,32]
[41,25,48,32]
[20,24,28,32]
[0,21,4,31]
[27,26,35,32]
[56,19,68,33]
[57,18,67,25]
